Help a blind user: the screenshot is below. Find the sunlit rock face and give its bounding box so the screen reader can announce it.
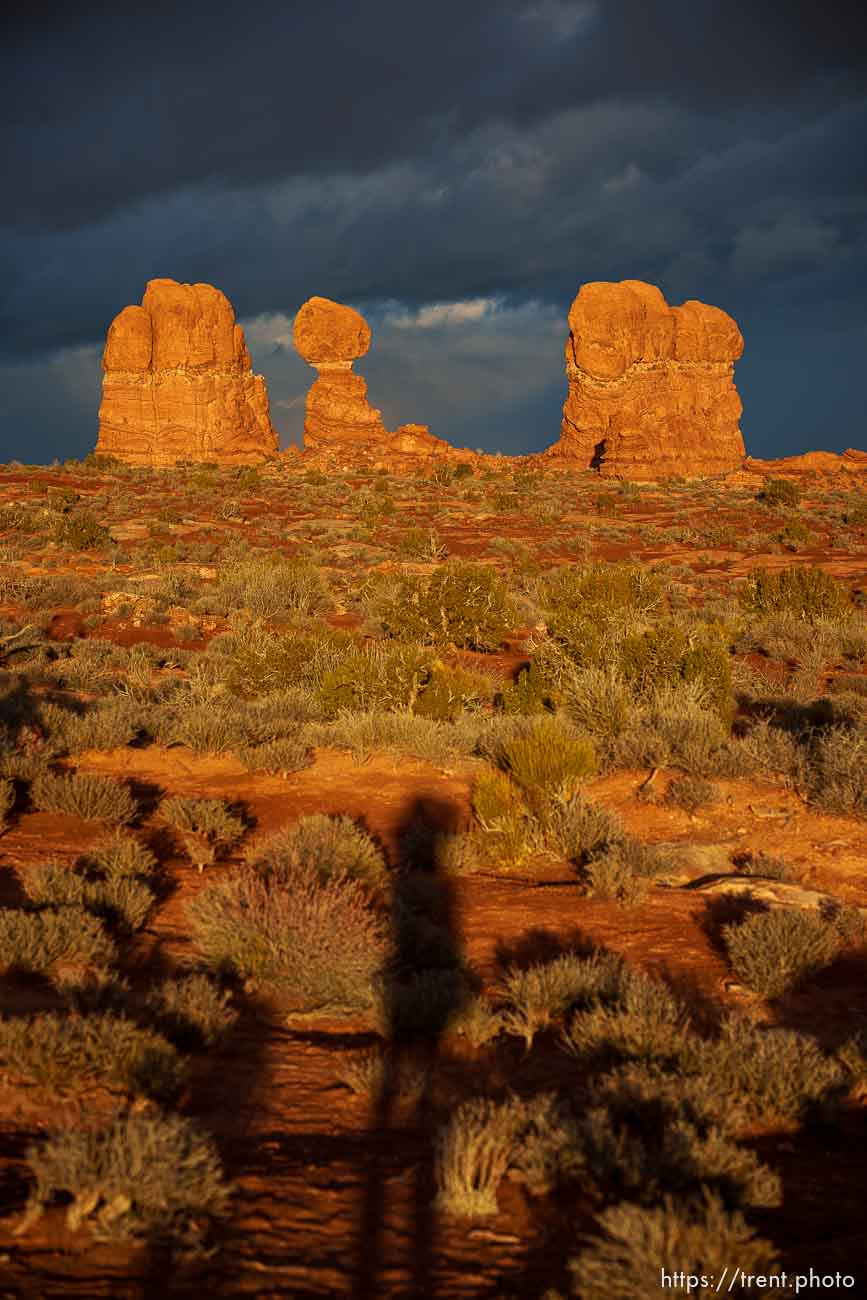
[96,279,278,466]
[544,279,746,479]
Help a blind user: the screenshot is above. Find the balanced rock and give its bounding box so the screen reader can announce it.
[96,279,278,466]
[544,280,746,479]
[294,296,452,459]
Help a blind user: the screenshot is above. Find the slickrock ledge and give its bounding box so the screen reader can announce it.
[95,279,278,466]
[543,279,746,479]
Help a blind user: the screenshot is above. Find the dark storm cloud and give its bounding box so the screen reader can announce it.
[1,1,865,461]
[3,0,865,234]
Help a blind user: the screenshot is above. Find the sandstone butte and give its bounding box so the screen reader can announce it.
[96,279,278,466]
[542,279,747,479]
[292,296,478,468]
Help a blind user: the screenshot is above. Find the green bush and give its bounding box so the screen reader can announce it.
[52,510,109,551]
[723,907,843,997]
[500,717,596,810]
[738,565,850,623]
[246,814,387,887]
[499,661,551,715]
[413,660,493,721]
[617,623,733,718]
[758,477,801,508]
[222,626,356,697]
[543,564,665,667]
[187,867,386,1009]
[21,1112,230,1245]
[318,642,433,716]
[0,906,115,974]
[0,1012,185,1100]
[30,771,138,824]
[378,561,515,649]
[160,796,246,871]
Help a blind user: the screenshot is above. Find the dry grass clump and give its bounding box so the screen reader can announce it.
[187,866,386,1010]
[236,734,313,775]
[0,906,116,974]
[0,1012,185,1101]
[664,775,721,814]
[160,795,246,871]
[21,862,154,934]
[434,1096,526,1217]
[247,814,387,887]
[562,966,697,1072]
[146,972,237,1049]
[212,555,330,619]
[336,1048,429,1101]
[498,950,627,1051]
[88,829,159,879]
[560,1192,780,1300]
[30,771,138,824]
[722,907,844,997]
[20,1112,230,1247]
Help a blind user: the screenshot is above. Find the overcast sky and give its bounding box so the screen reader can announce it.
[2,0,866,463]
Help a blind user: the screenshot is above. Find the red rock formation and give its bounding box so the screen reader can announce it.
[746,449,867,477]
[293,296,457,461]
[544,279,746,479]
[96,279,278,466]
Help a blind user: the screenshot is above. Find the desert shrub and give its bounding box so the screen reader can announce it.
[499,717,596,810]
[88,829,159,879]
[377,561,515,650]
[413,660,494,721]
[52,510,109,551]
[434,1096,525,1217]
[237,734,314,775]
[498,951,626,1051]
[612,684,737,777]
[564,1192,780,1300]
[837,1029,867,1088]
[581,852,652,906]
[336,1048,429,1101]
[561,664,632,746]
[246,814,387,887]
[843,499,867,526]
[723,907,843,998]
[160,796,246,871]
[562,968,697,1072]
[758,477,801,508]
[698,1015,846,1125]
[806,726,867,817]
[499,661,552,715]
[399,527,449,561]
[469,768,534,864]
[41,699,143,755]
[221,624,356,698]
[0,1012,185,1100]
[738,565,850,623]
[187,866,386,1009]
[30,771,138,823]
[664,775,720,814]
[318,642,434,716]
[21,863,154,933]
[450,995,504,1047]
[576,1086,780,1211]
[378,969,474,1040]
[147,973,237,1049]
[21,1112,230,1245]
[542,564,665,667]
[0,774,15,825]
[617,624,733,719]
[0,906,115,973]
[213,556,330,618]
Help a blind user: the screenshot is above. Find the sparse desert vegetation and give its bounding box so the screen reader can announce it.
[0,455,865,1296]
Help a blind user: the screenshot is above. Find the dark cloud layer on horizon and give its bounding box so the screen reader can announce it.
[1,1,866,462]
